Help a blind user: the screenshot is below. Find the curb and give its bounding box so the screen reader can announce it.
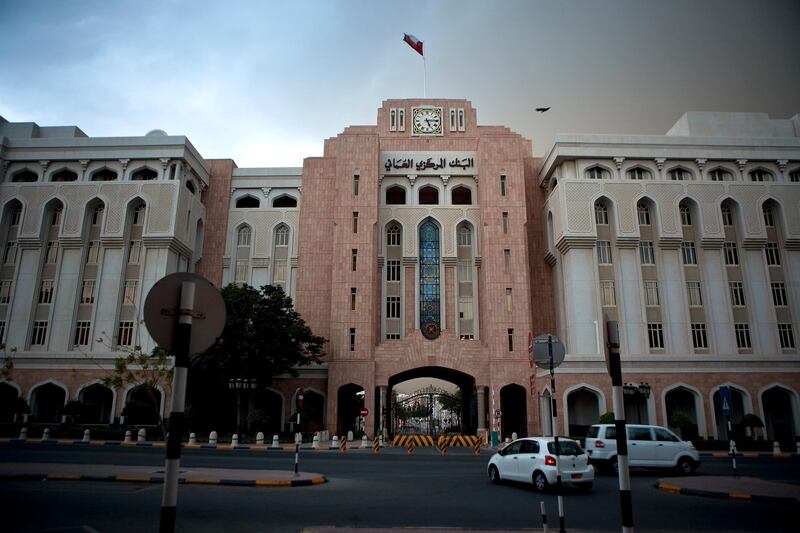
[655,481,799,505]
[699,451,795,458]
[0,472,327,488]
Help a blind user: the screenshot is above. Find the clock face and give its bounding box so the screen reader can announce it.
[412,107,443,135]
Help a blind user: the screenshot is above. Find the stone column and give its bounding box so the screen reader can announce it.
[701,241,736,354]
[617,246,646,355]
[743,243,778,354]
[379,385,388,438]
[659,243,690,354]
[476,386,486,435]
[560,245,599,355]
[49,242,83,351]
[92,241,124,351]
[6,244,41,350]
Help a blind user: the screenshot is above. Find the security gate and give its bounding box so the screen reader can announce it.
[391,385,462,437]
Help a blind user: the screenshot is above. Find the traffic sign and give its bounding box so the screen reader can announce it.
[494,409,502,420]
[359,407,369,417]
[719,386,733,416]
[532,334,566,369]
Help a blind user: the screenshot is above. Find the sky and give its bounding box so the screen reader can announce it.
[1,0,798,167]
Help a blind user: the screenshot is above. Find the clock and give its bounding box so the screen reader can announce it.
[411,107,443,136]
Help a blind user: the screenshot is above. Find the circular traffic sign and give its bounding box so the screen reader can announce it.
[359,407,369,417]
[532,334,566,369]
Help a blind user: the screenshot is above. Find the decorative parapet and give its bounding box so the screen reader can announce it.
[251,257,270,268]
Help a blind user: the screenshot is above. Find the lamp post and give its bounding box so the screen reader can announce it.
[228,378,258,436]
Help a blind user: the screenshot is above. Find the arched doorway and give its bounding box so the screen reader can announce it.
[302,390,325,433]
[0,383,19,423]
[566,387,601,437]
[251,388,283,435]
[713,386,747,440]
[665,387,701,439]
[124,385,162,425]
[500,384,527,438]
[761,386,797,448]
[30,382,66,423]
[79,384,114,424]
[337,383,365,437]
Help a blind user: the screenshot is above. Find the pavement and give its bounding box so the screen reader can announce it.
[656,475,800,505]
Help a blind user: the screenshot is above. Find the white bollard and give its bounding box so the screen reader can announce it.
[42,428,50,441]
[83,429,91,442]
[361,435,369,448]
[256,432,265,445]
[124,430,132,443]
[331,435,340,450]
[137,428,146,443]
[232,434,239,447]
[189,432,197,444]
[511,432,518,441]
[271,435,280,449]
[209,431,218,445]
[773,441,781,455]
[312,435,320,449]
[347,430,354,442]
[295,432,302,444]
[19,427,27,441]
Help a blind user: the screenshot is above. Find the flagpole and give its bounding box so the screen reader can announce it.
[423,54,427,98]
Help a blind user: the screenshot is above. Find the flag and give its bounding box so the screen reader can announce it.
[403,33,423,56]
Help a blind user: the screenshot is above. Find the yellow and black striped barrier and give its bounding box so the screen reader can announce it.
[474,435,484,455]
[392,435,435,447]
[407,439,414,455]
[372,437,380,453]
[436,435,482,447]
[438,437,448,456]
[339,436,347,453]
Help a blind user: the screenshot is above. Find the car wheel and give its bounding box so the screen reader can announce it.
[576,482,593,493]
[533,471,549,492]
[488,465,501,484]
[675,457,695,475]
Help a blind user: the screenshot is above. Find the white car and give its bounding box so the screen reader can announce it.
[584,424,700,475]
[487,437,594,492]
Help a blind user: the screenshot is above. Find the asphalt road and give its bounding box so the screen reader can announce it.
[1,443,798,532]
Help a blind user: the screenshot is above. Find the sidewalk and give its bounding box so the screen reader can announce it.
[656,475,800,505]
[0,462,326,487]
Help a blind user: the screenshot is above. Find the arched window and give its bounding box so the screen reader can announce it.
[11,169,37,182]
[679,203,692,226]
[457,224,472,246]
[237,226,251,247]
[385,186,406,205]
[637,203,651,226]
[627,167,651,180]
[387,224,401,246]
[418,186,439,205]
[708,168,733,181]
[131,202,146,225]
[272,195,297,208]
[585,166,609,180]
[235,195,260,208]
[91,168,118,181]
[790,170,800,182]
[763,205,774,227]
[272,224,290,289]
[131,168,157,181]
[749,169,773,182]
[721,204,733,227]
[185,180,196,194]
[451,186,472,205]
[419,219,441,333]
[51,169,77,182]
[595,203,609,225]
[274,225,289,247]
[668,168,691,181]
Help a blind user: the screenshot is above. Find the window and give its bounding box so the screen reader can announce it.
[385,186,406,205]
[272,196,297,208]
[448,108,456,131]
[595,204,608,225]
[235,260,248,283]
[235,195,260,208]
[0,321,5,343]
[763,207,774,227]
[80,280,95,304]
[390,108,397,131]
[31,321,48,345]
[639,241,655,265]
[39,281,54,304]
[132,205,145,225]
[771,282,787,307]
[275,226,289,247]
[237,227,251,246]
[503,249,511,272]
[709,169,732,181]
[272,259,287,286]
[647,323,664,349]
[349,328,356,351]
[586,167,607,180]
[386,296,400,318]
[644,281,660,306]
[686,282,703,307]
[778,324,795,349]
[637,205,651,225]
[87,241,100,264]
[654,428,680,442]
[729,282,745,307]
[790,171,800,182]
[681,241,697,265]
[457,108,465,130]
[51,206,63,226]
[457,261,472,282]
[351,249,357,271]
[418,186,439,205]
[628,168,650,180]
[10,208,22,226]
[351,288,357,310]
[668,168,690,181]
[507,328,514,351]
[91,168,117,181]
[117,321,134,346]
[721,206,733,226]
[680,205,692,226]
[128,241,142,264]
[723,242,739,265]
[0,281,10,303]
[765,243,780,266]
[600,280,616,306]
[387,225,401,246]
[45,241,59,264]
[735,323,752,349]
[451,187,472,205]
[597,240,613,265]
[387,260,400,282]
[398,108,405,131]
[749,169,772,182]
[123,281,138,305]
[691,323,708,349]
[74,321,91,346]
[385,333,400,340]
[505,288,513,312]
[92,205,104,225]
[3,241,17,264]
[458,297,473,320]
[502,212,509,234]
[353,174,360,196]
[500,175,507,196]
[458,226,472,246]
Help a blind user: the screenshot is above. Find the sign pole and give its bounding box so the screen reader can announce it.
[159,281,195,533]
[548,335,565,533]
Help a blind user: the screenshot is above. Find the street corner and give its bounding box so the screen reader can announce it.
[655,475,800,505]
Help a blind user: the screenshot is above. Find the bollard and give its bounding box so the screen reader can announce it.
[295,432,302,444]
[41,428,50,441]
[19,427,27,441]
[312,435,320,449]
[124,430,132,443]
[331,435,340,450]
[407,439,414,455]
[340,435,348,453]
[439,438,448,457]
[373,436,380,453]
[231,434,239,447]
[347,430,354,442]
[474,436,482,455]
[511,432,518,441]
[209,431,218,445]
[189,433,197,445]
[540,501,549,533]
[361,435,369,448]
[271,434,280,449]
[137,428,146,443]
[83,429,91,442]
[773,441,781,455]
[256,432,264,445]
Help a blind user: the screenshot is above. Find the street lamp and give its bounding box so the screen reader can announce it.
[228,378,258,436]
[623,382,651,423]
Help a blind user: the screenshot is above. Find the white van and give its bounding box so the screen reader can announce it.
[584,424,700,475]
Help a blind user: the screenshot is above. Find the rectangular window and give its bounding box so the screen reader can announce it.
[38,281,54,304]
[92,206,104,225]
[235,259,248,283]
[644,281,660,306]
[722,208,733,226]
[502,212,509,234]
[353,212,358,234]
[638,206,650,225]
[457,261,472,282]
[449,108,457,131]
[74,321,91,346]
[778,324,795,349]
[117,321,134,347]
[771,282,788,307]
[237,228,251,246]
[0,281,11,303]
[128,241,142,264]
[647,323,664,349]
[735,323,752,349]
[507,328,514,352]
[386,296,400,318]
[729,282,745,307]
[3,241,17,264]
[51,207,62,226]
[390,108,397,131]
[80,280,95,304]
[681,241,697,265]
[273,259,287,285]
[596,241,613,265]
[686,281,703,307]
[595,205,608,225]
[45,241,59,264]
[765,243,781,266]
[724,242,739,266]
[31,321,48,345]
[349,328,356,351]
[123,281,138,305]
[353,174,360,196]
[87,241,100,264]
[680,207,692,226]
[457,228,472,246]
[0,321,5,343]
[398,108,405,131]
[763,207,774,227]
[351,287,357,311]
[639,241,655,265]
[387,260,400,282]
[351,249,357,271]
[500,175,507,196]
[133,205,145,225]
[385,333,400,340]
[600,280,616,306]
[458,297,473,320]
[691,323,708,349]
[505,288,513,312]
[457,108,465,131]
[504,249,511,272]
[10,209,21,226]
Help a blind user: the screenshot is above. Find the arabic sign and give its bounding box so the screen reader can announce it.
[380,151,477,176]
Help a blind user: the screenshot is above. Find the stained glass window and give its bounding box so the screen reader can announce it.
[419,219,440,330]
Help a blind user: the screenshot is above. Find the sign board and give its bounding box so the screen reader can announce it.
[380,151,477,176]
[359,407,369,417]
[532,334,566,369]
[143,272,226,354]
[494,409,502,420]
[719,386,733,416]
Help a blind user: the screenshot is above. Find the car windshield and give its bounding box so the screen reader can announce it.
[547,440,583,456]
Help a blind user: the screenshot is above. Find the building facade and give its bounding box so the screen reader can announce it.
[1,104,798,445]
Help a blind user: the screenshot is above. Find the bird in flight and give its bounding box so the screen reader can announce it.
[535,107,551,113]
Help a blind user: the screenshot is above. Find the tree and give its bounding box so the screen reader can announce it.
[598,412,615,424]
[669,409,693,439]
